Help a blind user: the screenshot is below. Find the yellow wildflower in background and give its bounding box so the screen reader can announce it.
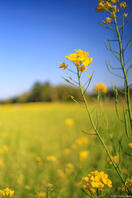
[75,136,88,146]
[65,163,74,174]
[111,0,119,3]
[81,170,112,192]
[59,62,68,70]
[79,150,89,161]
[120,2,127,9]
[0,188,14,197]
[2,145,8,152]
[65,118,74,126]
[94,83,107,93]
[107,154,119,165]
[119,177,132,192]
[128,143,132,149]
[37,192,47,198]
[46,155,56,162]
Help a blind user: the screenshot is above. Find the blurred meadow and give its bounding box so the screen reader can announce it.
[0,102,131,197]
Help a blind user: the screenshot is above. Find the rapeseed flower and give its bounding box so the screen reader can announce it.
[46,155,56,162]
[120,2,127,9]
[94,83,107,93]
[0,188,14,197]
[111,0,119,3]
[103,17,112,24]
[75,136,88,146]
[66,49,93,72]
[65,118,74,126]
[79,150,89,161]
[119,177,132,192]
[37,192,46,198]
[107,154,119,165]
[81,170,112,192]
[59,62,68,70]
[65,163,74,174]
[96,1,105,12]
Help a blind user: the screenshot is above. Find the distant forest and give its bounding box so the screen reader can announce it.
[0,82,132,104]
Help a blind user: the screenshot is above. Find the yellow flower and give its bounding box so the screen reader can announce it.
[103,17,112,24]
[104,2,112,10]
[110,12,115,18]
[96,1,105,12]
[79,150,89,161]
[0,188,15,197]
[59,62,68,70]
[119,178,132,192]
[25,185,31,190]
[112,5,117,12]
[75,136,88,146]
[78,65,87,72]
[65,118,74,126]
[66,49,93,71]
[120,2,127,8]
[81,170,112,193]
[46,155,56,162]
[88,74,92,79]
[47,183,53,189]
[111,0,119,3]
[0,159,3,166]
[2,145,8,152]
[128,143,132,149]
[123,13,128,18]
[65,163,74,174]
[38,192,47,198]
[94,83,107,93]
[107,154,119,165]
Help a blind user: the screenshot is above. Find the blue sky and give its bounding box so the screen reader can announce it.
[0,0,131,99]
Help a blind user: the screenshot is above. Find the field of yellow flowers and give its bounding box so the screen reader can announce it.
[0,102,131,198]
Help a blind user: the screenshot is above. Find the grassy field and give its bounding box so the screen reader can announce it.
[0,102,131,197]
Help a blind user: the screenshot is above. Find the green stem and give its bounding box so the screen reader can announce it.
[77,70,125,186]
[114,15,132,132]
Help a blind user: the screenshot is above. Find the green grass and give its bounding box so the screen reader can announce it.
[0,102,131,197]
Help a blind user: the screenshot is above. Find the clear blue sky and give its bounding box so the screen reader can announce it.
[0,0,132,99]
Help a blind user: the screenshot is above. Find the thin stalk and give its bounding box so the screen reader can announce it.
[77,70,125,186]
[114,14,132,131]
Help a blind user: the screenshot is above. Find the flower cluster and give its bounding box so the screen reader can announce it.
[118,177,132,192]
[96,0,127,23]
[81,171,112,192]
[94,83,107,93]
[0,188,14,197]
[59,49,93,72]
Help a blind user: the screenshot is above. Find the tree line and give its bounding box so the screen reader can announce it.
[0,82,131,104]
